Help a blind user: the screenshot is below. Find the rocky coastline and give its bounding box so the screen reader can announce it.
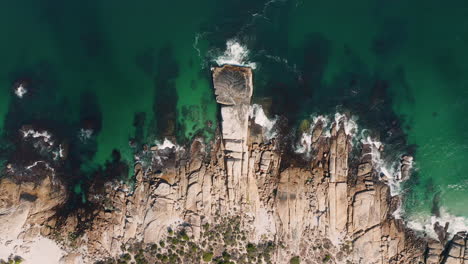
[0,65,467,264]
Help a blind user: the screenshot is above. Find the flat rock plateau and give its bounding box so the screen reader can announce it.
[0,65,467,264]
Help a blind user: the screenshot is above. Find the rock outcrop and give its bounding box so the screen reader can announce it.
[0,65,467,264]
[0,174,65,263]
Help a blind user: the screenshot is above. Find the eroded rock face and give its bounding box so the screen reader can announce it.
[0,65,466,264]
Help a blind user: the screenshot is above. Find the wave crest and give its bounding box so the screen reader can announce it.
[213,39,257,69]
[249,104,278,141]
[407,208,468,238]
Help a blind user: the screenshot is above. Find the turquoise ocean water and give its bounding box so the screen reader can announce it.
[0,0,467,232]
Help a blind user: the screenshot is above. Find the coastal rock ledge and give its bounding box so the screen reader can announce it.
[1,65,467,264]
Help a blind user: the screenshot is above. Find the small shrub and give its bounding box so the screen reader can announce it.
[322,254,331,263]
[179,230,190,241]
[121,253,131,261]
[150,243,157,251]
[202,252,214,262]
[290,256,300,264]
[170,237,179,245]
[246,243,257,255]
[222,251,231,261]
[134,249,148,264]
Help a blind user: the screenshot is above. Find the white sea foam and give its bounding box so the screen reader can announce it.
[193,32,203,58]
[407,208,468,238]
[151,139,180,166]
[78,128,93,141]
[14,84,27,98]
[333,112,358,137]
[355,128,467,240]
[294,112,409,197]
[295,132,312,155]
[359,131,414,197]
[295,112,357,155]
[263,54,298,74]
[52,144,65,160]
[238,0,287,36]
[25,160,55,173]
[250,104,277,140]
[392,204,403,220]
[214,39,257,69]
[20,129,53,145]
[59,144,64,158]
[155,138,178,150]
[292,111,466,239]
[295,115,330,155]
[447,180,468,191]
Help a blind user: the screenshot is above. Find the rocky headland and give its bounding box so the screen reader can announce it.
[0,65,467,264]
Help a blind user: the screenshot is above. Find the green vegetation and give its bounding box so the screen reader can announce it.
[322,254,331,263]
[202,252,214,262]
[246,243,257,255]
[93,217,276,264]
[134,249,148,264]
[0,256,23,264]
[290,256,300,264]
[179,230,190,241]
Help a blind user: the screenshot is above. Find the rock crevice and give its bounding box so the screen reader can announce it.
[0,65,466,264]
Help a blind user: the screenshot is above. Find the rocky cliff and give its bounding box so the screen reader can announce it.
[0,65,467,264]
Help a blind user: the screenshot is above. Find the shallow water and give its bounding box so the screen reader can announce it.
[1,0,467,231]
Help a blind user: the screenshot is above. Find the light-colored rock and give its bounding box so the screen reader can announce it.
[0,65,464,264]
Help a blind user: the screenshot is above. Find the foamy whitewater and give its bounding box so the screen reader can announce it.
[295,115,330,155]
[407,208,468,238]
[52,144,65,160]
[250,104,277,140]
[20,129,53,145]
[25,160,55,173]
[359,133,408,197]
[292,112,468,237]
[155,138,179,150]
[213,39,257,69]
[295,112,358,155]
[78,128,93,142]
[333,112,358,137]
[14,84,27,98]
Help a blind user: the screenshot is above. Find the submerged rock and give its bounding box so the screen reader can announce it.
[0,65,466,264]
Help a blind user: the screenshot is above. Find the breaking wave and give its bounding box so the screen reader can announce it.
[407,208,468,238]
[249,104,278,140]
[334,117,467,238]
[21,128,53,145]
[333,113,358,137]
[295,112,358,155]
[295,115,330,155]
[290,112,468,237]
[359,132,412,197]
[14,84,27,98]
[294,112,410,196]
[212,39,257,69]
[154,138,180,151]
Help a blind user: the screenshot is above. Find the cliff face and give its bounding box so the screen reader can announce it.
[1,65,467,264]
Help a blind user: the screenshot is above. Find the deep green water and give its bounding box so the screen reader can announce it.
[1,0,467,231]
